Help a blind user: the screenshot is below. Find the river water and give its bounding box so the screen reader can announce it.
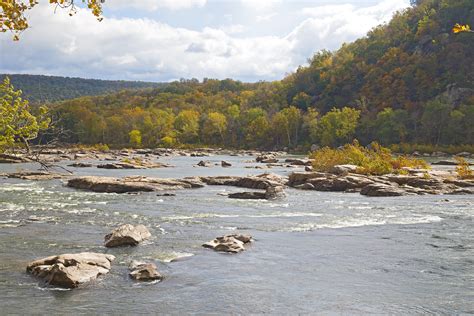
[0,155,472,314]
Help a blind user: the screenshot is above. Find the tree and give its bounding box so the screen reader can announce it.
[1,0,104,40]
[128,129,142,148]
[314,107,360,147]
[372,108,409,145]
[201,112,227,144]
[174,110,200,144]
[0,77,49,152]
[421,99,451,145]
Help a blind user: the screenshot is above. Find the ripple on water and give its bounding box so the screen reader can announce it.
[285,215,443,232]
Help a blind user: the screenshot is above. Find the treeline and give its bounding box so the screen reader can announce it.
[46,0,473,150]
[1,74,164,104]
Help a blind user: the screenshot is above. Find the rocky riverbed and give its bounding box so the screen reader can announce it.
[0,149,473,314]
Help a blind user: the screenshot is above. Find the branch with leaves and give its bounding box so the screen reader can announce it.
[0,0,104,40]
[452,23,473,34]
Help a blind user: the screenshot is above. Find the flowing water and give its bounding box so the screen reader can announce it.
[0,155,473,314]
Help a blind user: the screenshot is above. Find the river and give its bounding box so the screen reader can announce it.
[0,154,472,314]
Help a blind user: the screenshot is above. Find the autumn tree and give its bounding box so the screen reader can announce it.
[129,129,142,148]
[0,77,49,152]
[174,110,200,144]
[201,112,227,145]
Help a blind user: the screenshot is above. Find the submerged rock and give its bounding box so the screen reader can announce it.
[6,171,66,180]
[265,185,286,200]
[104,224,152,247]
[228,191,266,199]
[97,161,170,169]
[128,261,163,281]
[203,234,252,253]
[68,162,93,168]
[221,160,232,167]
[26,252,115,288]
[197,160,211,167]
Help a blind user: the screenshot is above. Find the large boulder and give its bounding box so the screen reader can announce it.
[129,261,163,281]
[284,158,311,166]
[360,183,407,197]
[288,172,328,186]
[68,177,155,193]
[104,224,151,248]
[330,164,359,175]
[203,234,252,253]
[26,252,115,288]
[200,173,287,190]
[67,176,205,193]
[265,185,286,200]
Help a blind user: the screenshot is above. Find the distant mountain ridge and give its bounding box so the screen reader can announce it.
[0,74,165,103]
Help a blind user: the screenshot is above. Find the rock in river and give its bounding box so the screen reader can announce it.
[104,224,152,247]
[67,176,205,193]
[26,252,115,288]
[129,261,163,281]
[221,160,232,167]
[203,234,252,253]
[228,191,266,200]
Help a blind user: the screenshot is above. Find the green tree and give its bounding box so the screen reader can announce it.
[314,107,361,147]
[0,77,49,152]
[373,108,409,145]
[421,99,451,145]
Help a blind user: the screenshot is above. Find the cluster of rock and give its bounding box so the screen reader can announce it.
[65,173,288,196]
[0,153,31,163]
[97,161,171,169]
[0,147,288,166]
[288,166,474,196]
[4,171,66,181]
[202,234,252,253]
[27,224,253,288]
[26,224,160,288]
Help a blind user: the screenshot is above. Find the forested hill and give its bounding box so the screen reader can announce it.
[48,0,473,150]
[1,74,164,103]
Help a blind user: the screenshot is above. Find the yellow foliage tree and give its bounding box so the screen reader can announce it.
[1,0,104,40]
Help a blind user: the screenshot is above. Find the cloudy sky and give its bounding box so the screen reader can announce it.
[0,0,410,82]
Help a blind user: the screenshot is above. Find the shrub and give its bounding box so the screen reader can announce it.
[455,156,473,179]
[310,140,430,175]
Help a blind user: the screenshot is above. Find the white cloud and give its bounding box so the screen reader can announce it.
[240,0,282,11]
[0,0,410,82]
[256,13,277,23]
[107,0,207,11]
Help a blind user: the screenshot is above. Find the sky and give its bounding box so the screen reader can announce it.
[0,0,410,82]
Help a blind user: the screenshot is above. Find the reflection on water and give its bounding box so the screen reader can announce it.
[0,155,472,314]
